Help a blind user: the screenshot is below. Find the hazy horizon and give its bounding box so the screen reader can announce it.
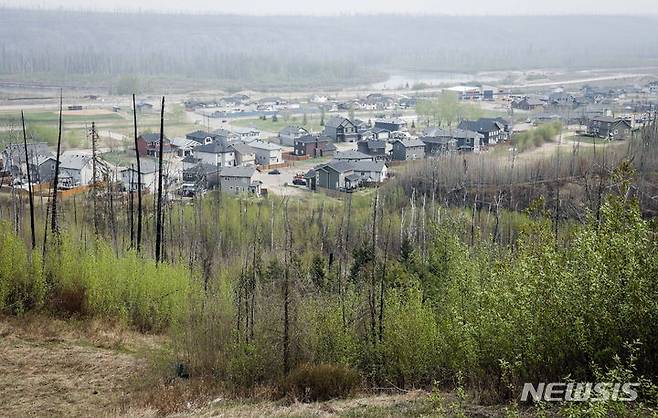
[2,0,658,16]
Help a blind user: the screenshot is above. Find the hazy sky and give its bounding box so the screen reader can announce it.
[3,0,658,15]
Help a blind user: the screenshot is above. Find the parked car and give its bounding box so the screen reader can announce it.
[292,178,306,186]
[268,169,281,175]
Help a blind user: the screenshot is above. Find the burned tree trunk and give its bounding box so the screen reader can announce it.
[155,96,165,263]
[50,91,63,237]
[133,94,143,253]
[21,111,36,249]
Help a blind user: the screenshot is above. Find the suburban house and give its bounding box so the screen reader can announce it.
[1,142,53,178]
[29,156,57,183]
[207,166,261,195]
[194,138,236,167]
[421,127,483,154]
[136,133,173,157]
[361,127,391,141]
[230,142,256,166]
[279,126,310,146]
[58,152,104,188]
[512,97,545,111]
[227,126,260,142]
[170,137,201,157]
[549,92,579,108]
[374,118,407,132]
[333,150,373,162]
[306,160,360,192]
[391,138,426,161]
[357,140,388,160]
[135,101,154,112]
[248,140,283,166]
[587,117,632,140]
[351,160,388,183]
[119,159,158,192]
[324,117,360,142]
[294,135,336,157]
[185,130,216,144]
[457,118,507,145]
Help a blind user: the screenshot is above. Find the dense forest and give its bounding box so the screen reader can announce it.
[2,9,658,90]
[0,111,657,413]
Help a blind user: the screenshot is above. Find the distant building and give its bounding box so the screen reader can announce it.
[279,126,310,146]
[1,142,53,178]
[391,138,426,161]
[119,159,159,192]
[185,130,216,144]
[136,133,172,157]
[333,150,373,162]
[294,135,336,157]
[421,127,483,154]
[207,166,261,195]
[374,118,407,132]
[230,142,256,166]
[357,140,388,160]
[194,138,236,167]
[512,97,545,111]
[248,140,283,165]
[587,117,632,140]
[457,118,508,145]
[323,117,360,142]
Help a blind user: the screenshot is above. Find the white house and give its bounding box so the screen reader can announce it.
[119,159,158,192]
[59,152,97,187]
[227,126,260,142]
[248,140,283,165]
[351,160,388,183]
[194,139,236,167]
[279,126,309,146]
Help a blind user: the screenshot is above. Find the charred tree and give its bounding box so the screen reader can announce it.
[21,111,36,249]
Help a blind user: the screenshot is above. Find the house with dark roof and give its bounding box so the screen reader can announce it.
[194,138,236,167]
[457,118,507,145]
[279,126,310,146]
[308,160,359,191]
[512,97,545,111]
[294,135,336,157]
[185,130,216,144]
[391,139,426,161]
[207,166,261,195]
[421,128,484,154]
[323,117,360,142]
[374,118,407,132]
[357,140,388,160]
[2,142,53,178]
[334,150,374,162]
[587,117,632,140]
[136,133,172,157]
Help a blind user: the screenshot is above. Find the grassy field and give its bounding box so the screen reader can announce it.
[231,114,323,133]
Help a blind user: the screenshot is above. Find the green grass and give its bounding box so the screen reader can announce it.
[0,111,123,124]
[231,115,323,133]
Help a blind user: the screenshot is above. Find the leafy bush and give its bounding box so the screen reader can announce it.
[283,363,360,402]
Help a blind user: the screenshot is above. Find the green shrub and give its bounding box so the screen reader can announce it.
[283,363,360,402]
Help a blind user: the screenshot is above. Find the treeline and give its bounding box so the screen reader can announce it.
[2,9,658,89]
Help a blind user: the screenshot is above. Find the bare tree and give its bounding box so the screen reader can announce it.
[155,96,165,262]
[133,94,143,252]
[21,111,36,249]
[50,90,63,237]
